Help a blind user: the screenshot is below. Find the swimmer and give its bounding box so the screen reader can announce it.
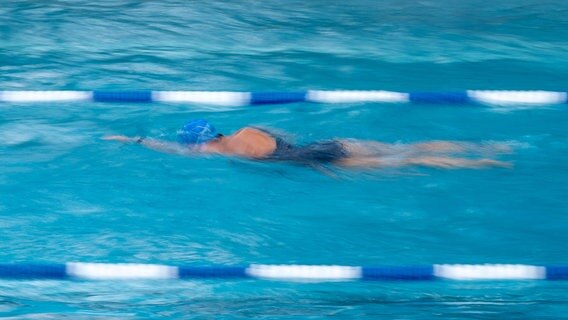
[103,119,512,170]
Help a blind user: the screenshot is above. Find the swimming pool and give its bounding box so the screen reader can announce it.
[1,0,568,318]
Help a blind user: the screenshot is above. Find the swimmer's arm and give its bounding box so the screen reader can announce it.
[140,138,198,156]
[102,135,199,156]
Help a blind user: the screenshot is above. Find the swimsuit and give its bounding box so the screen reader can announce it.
[255,128,349,164]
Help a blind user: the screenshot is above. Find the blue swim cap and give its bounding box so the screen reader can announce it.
[177,119,218,145]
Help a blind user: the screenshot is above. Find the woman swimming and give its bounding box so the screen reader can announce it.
[103,119,511,169]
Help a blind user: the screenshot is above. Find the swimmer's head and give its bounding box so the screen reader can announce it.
[177,119,221,145]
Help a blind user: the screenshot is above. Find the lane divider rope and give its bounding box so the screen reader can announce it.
[0,263,566,281]
[0,90,566,106]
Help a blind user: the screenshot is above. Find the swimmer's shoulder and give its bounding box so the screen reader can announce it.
[226,127,277,157]
[232,127,275,141]
[234,126,269,135]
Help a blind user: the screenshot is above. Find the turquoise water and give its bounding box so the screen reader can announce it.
[1,0,568,318]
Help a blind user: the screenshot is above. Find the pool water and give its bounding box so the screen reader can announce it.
[1,0,568,318]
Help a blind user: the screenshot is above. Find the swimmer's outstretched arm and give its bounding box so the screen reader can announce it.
[103,135,199,156]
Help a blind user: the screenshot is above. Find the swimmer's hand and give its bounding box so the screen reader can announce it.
[102,135,140,143]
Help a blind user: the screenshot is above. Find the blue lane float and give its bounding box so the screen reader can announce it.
[0,263,566,281]
[0,90,566,106]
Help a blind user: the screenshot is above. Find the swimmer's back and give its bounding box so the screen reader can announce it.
[219,127,277,158]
